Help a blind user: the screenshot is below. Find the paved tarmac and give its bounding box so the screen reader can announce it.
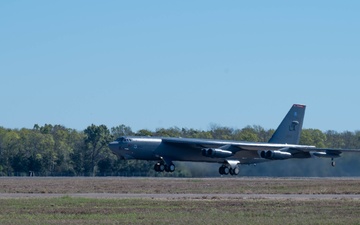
[0,193,359,200]
[1,177,360,200]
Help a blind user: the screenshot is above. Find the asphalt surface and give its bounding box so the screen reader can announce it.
[1,177,360,200]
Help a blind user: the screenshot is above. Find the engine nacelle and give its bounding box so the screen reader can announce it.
[202,148,233,158]
[260,150,292,160]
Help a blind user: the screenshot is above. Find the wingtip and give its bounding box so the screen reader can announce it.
[293,104,306,108]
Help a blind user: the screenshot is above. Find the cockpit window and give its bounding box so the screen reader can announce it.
[115,137,132,143]
[115,137,124,142]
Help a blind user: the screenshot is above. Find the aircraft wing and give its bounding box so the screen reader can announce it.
[162,137,360,160]
[162,137,311,151]
[284,147,360,158]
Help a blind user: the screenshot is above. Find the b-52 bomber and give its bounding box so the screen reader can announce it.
[109,104,360,176]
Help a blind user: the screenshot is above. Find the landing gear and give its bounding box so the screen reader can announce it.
[154,162,175,173]
[219,165,239,176]
[219,165,229,175]
[229,167,240,176]
[154,162,165,172]
[331,158,336,167]
[165,163,175,172]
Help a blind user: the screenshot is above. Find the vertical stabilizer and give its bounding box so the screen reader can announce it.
[268,104,306,144]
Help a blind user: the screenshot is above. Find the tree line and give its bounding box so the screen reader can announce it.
[0,124,360,177]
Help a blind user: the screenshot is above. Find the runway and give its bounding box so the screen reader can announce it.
[1,177,360,200]
[0,193,359,200]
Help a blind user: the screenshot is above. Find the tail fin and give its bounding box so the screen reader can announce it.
[268,104,306,144]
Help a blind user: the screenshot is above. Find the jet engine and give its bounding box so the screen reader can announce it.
[202,148,233,158]
[260,150,292,160]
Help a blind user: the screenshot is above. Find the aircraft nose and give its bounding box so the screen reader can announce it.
[108,141,119,150]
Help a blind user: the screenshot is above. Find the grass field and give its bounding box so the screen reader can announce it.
[0,197,359,224]
[0,177,359,224]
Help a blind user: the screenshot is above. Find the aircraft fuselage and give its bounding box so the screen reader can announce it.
[108,104,357,176]
[109,136,270,164]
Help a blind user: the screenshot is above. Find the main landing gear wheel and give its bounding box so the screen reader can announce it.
[154,162,175,173]
[331,158,336,167]
[154,162,165,172]
[219,165,229,175]
[219,165,239,176]
[229,167,240,176]
[165,163,175,172]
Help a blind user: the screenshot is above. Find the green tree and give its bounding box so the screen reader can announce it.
[69,129,86,175]
[0,128,21,175]
[300,129,326,148]
[234,126,259,142]
[31,132,55,174]
[154,127,182,137]
[324,130,345,148]
[50,125,77,175]
[209,124,232,140]
[111,125,133,138]
[83,124,112,176]
[136,129,153,136]
[341,131,360,149]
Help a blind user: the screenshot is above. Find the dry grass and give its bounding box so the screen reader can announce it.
[0,197,359,224]
[0,177,359,224]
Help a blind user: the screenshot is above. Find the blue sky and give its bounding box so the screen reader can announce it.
[1,1,359,132]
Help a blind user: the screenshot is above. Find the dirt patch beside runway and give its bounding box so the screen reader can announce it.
[0,177,360,195]
[0,193,359,200]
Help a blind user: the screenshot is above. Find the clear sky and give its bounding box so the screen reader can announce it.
[1,1,359,132]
